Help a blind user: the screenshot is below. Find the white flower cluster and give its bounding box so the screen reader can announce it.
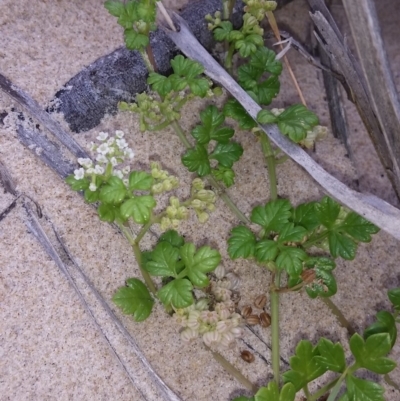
[73,130,134,191]
[174,265,243,348]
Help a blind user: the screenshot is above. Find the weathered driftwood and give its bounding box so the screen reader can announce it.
[307,0,400,200]
[164,14,400,241]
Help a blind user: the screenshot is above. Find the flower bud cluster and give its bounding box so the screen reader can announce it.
[205,11,222,31]
[150,162,179,195]
[244,0,277,21]
[73,130,134,191]
[160,196,190,231]
[190,179,217,224]
[174,266,243,348]
[300,125,328,149]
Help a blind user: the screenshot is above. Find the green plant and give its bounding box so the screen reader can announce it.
[64,0,400,399]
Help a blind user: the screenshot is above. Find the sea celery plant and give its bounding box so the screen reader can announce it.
[77,0,400,399]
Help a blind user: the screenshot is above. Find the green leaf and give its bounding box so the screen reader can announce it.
[98,203,117,222]
[181,144,211,176]
[251,199,292,233]
[346,375,385,401]
[171,55,204,79]
[144,242,180,277]
[255,239,279,262]
[238,64,262,90]
[99,176,127,204]
[292,202,319,231]
[191,105,234,144]
[136,1,156,22]
[120,195,156,223]
[315,197,341,229]
[256,76,280,105]
[112,278,154,322]
[283,340,327,391]
[104,1,125,17]
[277,104,319,142]
[212,166,235,187]
[128,171,153,191]
[328,231,357,260]
[350,333,396,374]
[84,188,100,203]
[279,383,296,401]
[257,109,277,124]
[232,397,254,401]
[315,338,346,372]
[147,73,172,96]
[157,278,193,308]
[124,28,149,50]
[276,247,307,277]
[250,47,283,76]
[66,175,90,191]
[255,382,278,400]
[278,223,307,243]
[117,1,138,29]
[303,257,337,299]
[235,34,264,57]
[213,21,234,41]
[180,243,221,287]
[364,311,397,349]
[223,98,257,130]
[188,78,210,98]
[210,142,243,168]
[342,212,380,242]
[388,287,400,312]
[159,229,185,248]
[228,226,257,259]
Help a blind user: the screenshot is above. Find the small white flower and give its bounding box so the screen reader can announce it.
[115,130,124,138]
[73,168,85,180]
[116,138,128,149]
[96,132,108,141]
[113,170,124,179]
[110,157,118,167]
[89,183,97,192]
[124,148,134,159]
[94,165,104,175]
[77,158,93,168]
[122,166,130,175]
[96,154,108,164]
[97,143,110,155]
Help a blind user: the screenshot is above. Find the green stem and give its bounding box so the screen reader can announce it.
[117,221,158,295]
[224,42,236,74]
[140,48,154,73]
[209,175,250,224]
[206,345,257,393]
[308,377,340,401]
[260,134,278,201]
[271,271,281,385]
[171,120,191,149]
[170,119,250,224]
[321,297,356,336]
[303,385,311,399]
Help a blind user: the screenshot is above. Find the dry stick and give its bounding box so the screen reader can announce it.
[164,14,400,241]
[23,201,182,401]
[266,11,307,107]
[0,72,88,159]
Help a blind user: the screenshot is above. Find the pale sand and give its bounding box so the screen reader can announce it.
[0,0,399,400]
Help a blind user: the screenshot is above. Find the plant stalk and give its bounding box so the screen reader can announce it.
[321,297,355,336]
[271,271,281,385]
[260,134,278,201]
[117,221,158,295]
[206,346,257,393]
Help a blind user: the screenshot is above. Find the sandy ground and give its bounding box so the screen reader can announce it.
[0,0,399,400]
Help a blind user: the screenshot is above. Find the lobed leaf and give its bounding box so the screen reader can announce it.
[157,278,193,309]
[364,311,397,349]
[228,226,257,259]
[144,241,181,277]
[345,375,385,401]
[223,98,257,130]
[250,199,292,233]
[210,141,243,168]
[99,176,127,204]
[181,144,211,176]
[212,166,235,187]
[250,47,283,76]
[128,171,153,191]
[159,229,185,248]
[112,278,154,322]
[315,338,346,373]
[120,195,156,223]
[341,212,380,242]
[388,287,400,312]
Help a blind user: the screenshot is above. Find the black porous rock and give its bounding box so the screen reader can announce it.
[52,0,245,133]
